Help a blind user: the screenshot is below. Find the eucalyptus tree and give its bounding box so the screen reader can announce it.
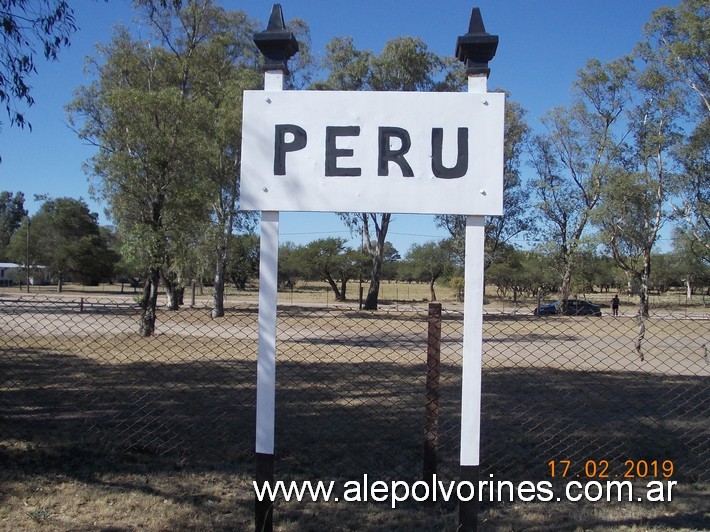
[529,58,632,311]
[157,5,262,318]
[639,0,709,115]
[69,21,208,334]
[0,0,75,135]
[672,229,710,298]
[639,0,709,261]
[68,1,268,333]
[593,63,683,316]
[436,96,531,275]
[315,35,463,309]
[672,119,709,262]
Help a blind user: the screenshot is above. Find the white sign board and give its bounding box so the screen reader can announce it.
[240,90,504,215]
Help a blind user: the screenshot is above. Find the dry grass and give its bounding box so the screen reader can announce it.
[0,288,708,530]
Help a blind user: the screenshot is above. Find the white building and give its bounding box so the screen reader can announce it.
[0,262,22,286]
[0,262,49,286]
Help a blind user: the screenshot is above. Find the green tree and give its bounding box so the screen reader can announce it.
[484,244,523,298]
[0,191,26,259]
[277,242,301,289]
[316,35,464,309]
[639,0,708,116]
[648,253,682,294]
[436,95,532,275]
[530,58,632,312]
[157,3,261,318]
[640,0,709,265]
[593,61,683,316]
[0,0,76,134]
[299,238,349,301]
[69,23,207,333]
[517,250,560,297]
[672,228,710,298]
[227,233,259,290]
[590,255,618,294]
[68,1,269,334]
[7,197,116,289]
[379,242,401,281]
[405,240,454,302]
[672,119,709,262]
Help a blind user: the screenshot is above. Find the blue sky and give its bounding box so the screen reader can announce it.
[0,0,678,254]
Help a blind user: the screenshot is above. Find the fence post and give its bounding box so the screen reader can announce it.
[537,288,542,315]
[424,302,442,502]
[80,297,84,313]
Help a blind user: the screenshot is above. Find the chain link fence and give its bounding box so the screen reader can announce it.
[1,291,708,527]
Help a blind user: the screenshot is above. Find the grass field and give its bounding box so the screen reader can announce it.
[0,284,708,530]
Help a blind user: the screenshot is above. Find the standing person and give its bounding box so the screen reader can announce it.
[611,294,620,317]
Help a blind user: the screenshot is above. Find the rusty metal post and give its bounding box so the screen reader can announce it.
[424,302,442,502]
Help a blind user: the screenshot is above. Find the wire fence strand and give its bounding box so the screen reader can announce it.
[1,292,708,525]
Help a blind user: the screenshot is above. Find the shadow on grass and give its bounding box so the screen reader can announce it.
[0,342,708,530]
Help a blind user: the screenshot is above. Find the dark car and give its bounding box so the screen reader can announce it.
[534,299,602,317]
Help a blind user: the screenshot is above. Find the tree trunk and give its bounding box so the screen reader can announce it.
[364,252,382,310]
[639,253,651,317]
[340,278,348,301]
[362,213,390,311]
[212,249,226,318]
[324,270,343,301]
[57,273,63,293]
[559,265,572,313]
[429,278,437,302]
[139,268,160,337]
[162,272,181,311]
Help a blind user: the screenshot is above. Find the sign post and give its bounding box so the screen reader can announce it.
[245,6,500,531]
[456,10,499,531]
[251,6,298,532]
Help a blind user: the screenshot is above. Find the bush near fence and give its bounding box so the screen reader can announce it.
[0,292,707,529]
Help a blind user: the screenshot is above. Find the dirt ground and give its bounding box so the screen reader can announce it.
[1,290,708,530]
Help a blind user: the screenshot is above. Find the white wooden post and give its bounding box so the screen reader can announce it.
[243,9,500,532]
[254,72,282,532]
[255,208,279,455]
[455,9,499,532]
[460,74,487,467]
[251,7,299,531]
[255,71,283,458]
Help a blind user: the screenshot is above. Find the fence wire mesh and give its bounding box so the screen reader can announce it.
[1,291,708,527]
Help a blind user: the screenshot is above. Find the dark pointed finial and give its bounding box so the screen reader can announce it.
[455,8,498,77]
[267,3,286,30]
[467,7,486,34]
[253,4,299,73]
